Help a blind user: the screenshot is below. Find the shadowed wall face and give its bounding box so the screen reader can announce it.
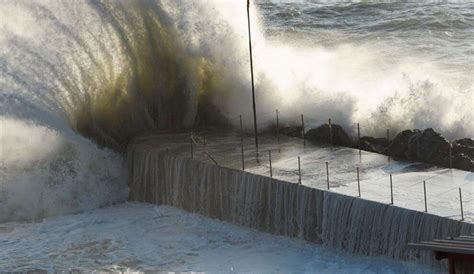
[127,145,474,269]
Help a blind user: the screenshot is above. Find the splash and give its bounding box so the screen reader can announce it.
[0,0,472,221]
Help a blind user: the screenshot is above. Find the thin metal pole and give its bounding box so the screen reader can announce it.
[357,167,361,197]
[298,156,301,184]
[328,119,333,144]
[423,181,427,212]
[301,114,306,147]
[246,0,259,163]
[357,123,361,154]
[269,151,273,178]
[326,162,330,190]
[390,174,393,205]
[240,115,245,171]
[276,109,281,153]
[459,188,464,221]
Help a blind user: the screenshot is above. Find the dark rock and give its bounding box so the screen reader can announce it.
[406,128,450,164]
[305,124,352,146]
[453,140,474,159]
[445,154,474,172]
[385,130,419,158]
[453,138,474,148]
[359,136,389,154]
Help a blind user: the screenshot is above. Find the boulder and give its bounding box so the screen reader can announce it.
[385,130,419,158]
[453,138,474,159]
[304,124,352,146]
[445,154,474,172]
[406,128,450,164]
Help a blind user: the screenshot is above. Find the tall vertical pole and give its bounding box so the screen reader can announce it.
[459,188,464,221]
[390,174,393,205]
[326,162,330,190]
[298,156,301,184]
[247,0,259,163]
[276,109,281,153]
[269,151,273,178]
[301,114,306,147]
[423,181,427,212]
[357,167,361,197]
[240,115,245,171]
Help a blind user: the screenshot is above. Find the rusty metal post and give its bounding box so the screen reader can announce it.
[423,181,427,212]
[390,174,393,205]
[357,167,361,197]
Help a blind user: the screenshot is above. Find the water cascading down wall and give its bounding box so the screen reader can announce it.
[126,145,474,269]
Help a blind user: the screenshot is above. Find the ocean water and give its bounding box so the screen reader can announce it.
[0,202,440,273]
[0,1,472,270]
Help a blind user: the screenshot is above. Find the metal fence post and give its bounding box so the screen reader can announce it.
[298,156,301,184]
[390,174,393,205]
[423,181,427,212]
[326,162,330,190]
[357,167,361,197]
[459,188,464,221]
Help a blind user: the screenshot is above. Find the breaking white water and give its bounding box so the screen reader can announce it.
[0,202,440,272]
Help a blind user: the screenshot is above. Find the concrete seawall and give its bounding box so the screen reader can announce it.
[127,145,474,268]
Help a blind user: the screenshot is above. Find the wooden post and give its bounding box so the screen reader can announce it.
[357,123,361,154]
[459,188,464,221]
[269,150,273,178]
[298,156,301,184]
[390,174,393,205]
[357,167,361,197]
[423,181,427,212]
[326,162,330,190]
[247,0,259,163]
[240,115,245,171]
[449,143,453,169]
[328,119,333,144]
[301,114,306,147]
[276,109,281,153]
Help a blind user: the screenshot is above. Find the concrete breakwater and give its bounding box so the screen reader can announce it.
[127,144,474,269]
